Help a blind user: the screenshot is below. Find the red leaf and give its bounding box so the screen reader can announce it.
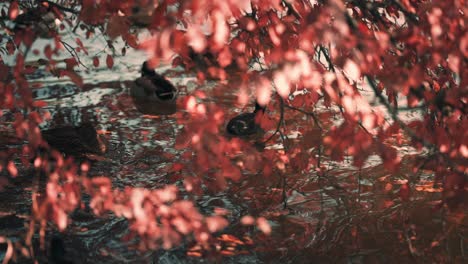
[7,161,17,177]
[268,26,281,46]
[106,55,114,69]
[241,215,255,225]
[8,1,18,20]
[399,183,410,201]
[44,44,53,59]
[123,33,138,49]
[61,70,83,87]
[172,217,191,234]
[32,100,48,108]
[93,56,99,67]
[106,15,128,39]
[0,63,10,81]
[256,217,271,235]
[64,57,78,70]
[172,163,184,171]
[217,47,232,68]
[75,38,88,55]
[28,111,43,123]
[206,216,228,232]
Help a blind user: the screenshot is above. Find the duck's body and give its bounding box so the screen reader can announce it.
[226,102,266,137]
[41,123,105,157]
[131,61,177,115]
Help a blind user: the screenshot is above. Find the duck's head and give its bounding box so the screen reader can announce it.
[141,61,156,77]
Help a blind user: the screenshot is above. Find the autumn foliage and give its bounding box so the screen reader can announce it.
[0,0,466,262]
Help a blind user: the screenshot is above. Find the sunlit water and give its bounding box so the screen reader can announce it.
[0,31,466,263]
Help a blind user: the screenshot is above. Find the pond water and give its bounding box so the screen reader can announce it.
[0,34,466,263]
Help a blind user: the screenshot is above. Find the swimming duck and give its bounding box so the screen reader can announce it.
[131,61,178,115]
[41,123,105,158]
[226,102,266,137]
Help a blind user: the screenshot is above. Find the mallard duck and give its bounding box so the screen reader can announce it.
[130,61,178,115]
[41,123,105,157]
[226,102,266,136]
[13,1,57,38]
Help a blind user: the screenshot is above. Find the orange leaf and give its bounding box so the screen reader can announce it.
[106,55,114,69]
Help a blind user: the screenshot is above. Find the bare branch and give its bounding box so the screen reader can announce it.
[60,40,89,69]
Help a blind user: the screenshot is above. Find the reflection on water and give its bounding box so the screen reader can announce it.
[0,40,466,264]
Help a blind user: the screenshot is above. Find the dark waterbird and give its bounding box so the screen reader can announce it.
[130,61,178,115]
[13,1,57,38]
[226,102,266,137]
[41,123,105,158]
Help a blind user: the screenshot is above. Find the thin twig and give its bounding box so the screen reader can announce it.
[60,40,89,69]
[319,45,335,72]
[282,172,288,209]
[365,76,433,149]
[279,97,290,150]
[262,94,287,147]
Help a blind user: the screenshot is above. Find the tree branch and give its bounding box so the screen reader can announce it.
[263,94,285,145]
[365,75,433,149]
